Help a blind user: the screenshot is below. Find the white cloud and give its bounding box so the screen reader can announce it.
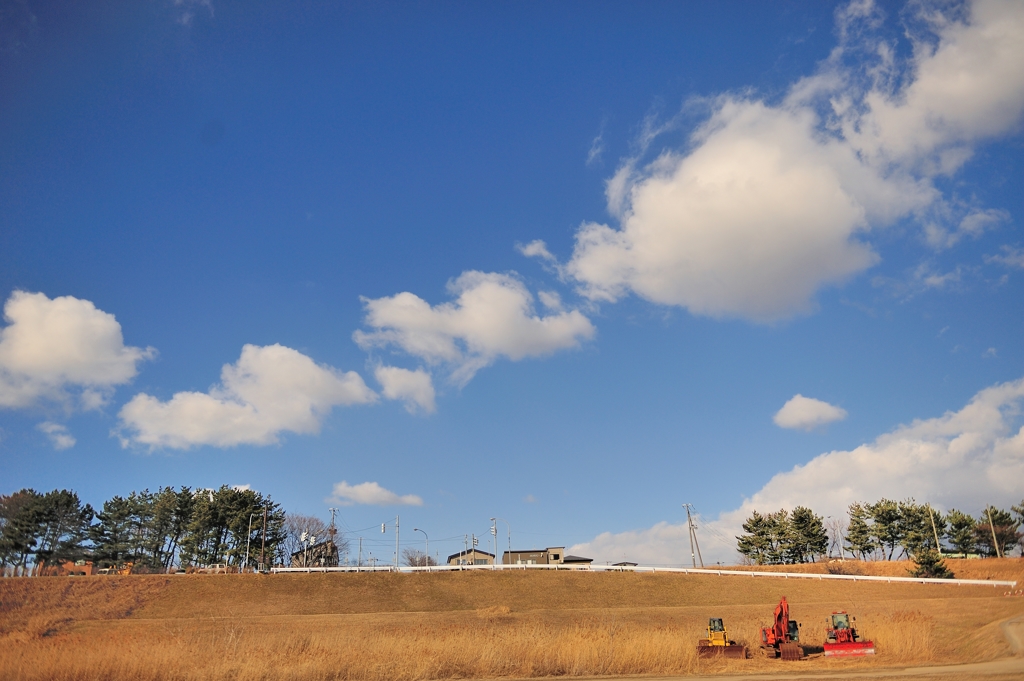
[586,131,605,166]
[0,291,154,410]
[573,375,1024,565]
[986,245,1024,269]
[773,394,848,430]
[374,365,436,414]
[118,344,376,449]
[353,271,595,386]
[232,484,252,492]
[37,422,75,450]
[564,0,1024,323]
[328,481,423,507]
[516,240,556,262]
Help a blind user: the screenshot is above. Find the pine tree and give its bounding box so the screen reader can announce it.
[869,499,902,560]
[945,509,976,556]
[845,502,876,559]
[909,549,953,578]
[974,507,1021,557]
[786,506,828,563]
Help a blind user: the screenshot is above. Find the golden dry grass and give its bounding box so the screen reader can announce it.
[1,559,1022,680]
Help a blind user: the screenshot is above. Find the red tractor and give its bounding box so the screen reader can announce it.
[759,596,803,660]
[824,611,875,657]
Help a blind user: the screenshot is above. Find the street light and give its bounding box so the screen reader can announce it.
[491,517,510,564]
[243,512,260,572]
[413,528,428,567]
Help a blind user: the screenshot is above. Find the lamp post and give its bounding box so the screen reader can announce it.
[413,528,428,567]
[243,512,260,572]
[491,517,510,565]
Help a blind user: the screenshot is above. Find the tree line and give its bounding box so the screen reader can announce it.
[736,499,1024,566]
[0,485,318,576]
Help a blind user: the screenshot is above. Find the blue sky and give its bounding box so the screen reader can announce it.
[1,0,1022,565]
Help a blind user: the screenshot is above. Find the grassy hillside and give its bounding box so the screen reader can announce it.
[1,558,1022,680]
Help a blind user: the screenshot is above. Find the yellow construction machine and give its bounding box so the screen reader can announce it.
[697,618,747,659]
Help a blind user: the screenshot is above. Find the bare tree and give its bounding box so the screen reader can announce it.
[402,547,436,567]
[824,516,847,559]
[282,514,328,560]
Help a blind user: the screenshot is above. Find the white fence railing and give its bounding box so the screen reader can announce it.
[270,562,1016,587]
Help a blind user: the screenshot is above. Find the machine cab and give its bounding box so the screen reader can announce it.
[830,613,850,630]
[787,620,800,642]
[708,618,725,633]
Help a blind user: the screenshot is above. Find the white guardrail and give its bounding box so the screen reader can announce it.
[270,562,1017,587]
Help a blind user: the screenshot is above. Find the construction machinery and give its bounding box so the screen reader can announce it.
[824,611,875,657]
[696,618,747,659]
[759,597,803,660]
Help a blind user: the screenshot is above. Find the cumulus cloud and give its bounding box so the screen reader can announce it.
[564,0,1024,323]
[37,422,76,450]
[328,481,423,507]
[0,291,154,410]
[774,394,848,430]
[353,271,595,386]
[572,375,1024,565]
[375,365,436,414]
[118,344,376,449]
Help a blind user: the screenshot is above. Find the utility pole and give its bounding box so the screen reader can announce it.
[395,515,400,567]
[927,504,942,555]
[683,504,704,568]
[358,537,363,568]
[986,505,1002,558]
[490,518,497,567]
[260,506,267,571]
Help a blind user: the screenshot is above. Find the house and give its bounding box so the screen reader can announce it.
[447,548,495,566]
[562,555,594,567]
[612,561,638,567]
[291,540,340,567]
[503,547,564,565]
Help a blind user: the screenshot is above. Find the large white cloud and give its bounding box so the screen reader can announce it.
[572,376,1024,565]
[774,394,848,430]
[563,0,1024,323]
[118,344,376,448]
[0,291,154,410]
[327,481,423,507]
[353,271,595,386]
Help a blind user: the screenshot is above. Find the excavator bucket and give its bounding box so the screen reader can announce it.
[824,641,875,657]
[697,642,747,659]
[779,642,803,661]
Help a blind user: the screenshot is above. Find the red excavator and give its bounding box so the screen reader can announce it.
[824,611,875,657]
[759,597,803,660]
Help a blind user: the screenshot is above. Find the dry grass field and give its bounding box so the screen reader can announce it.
[1,558,1022,681]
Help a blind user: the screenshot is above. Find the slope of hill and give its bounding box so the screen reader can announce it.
[1,558,1022,680]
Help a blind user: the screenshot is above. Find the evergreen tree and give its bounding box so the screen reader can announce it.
[945,509,976,556]
[868,499,902,560]
[845,502,876,559]
[786,506,828,563]
[33,490,94,566]
[90,496,136,567]
[909,549,953,579]
[736,509,790,565]
[897,499,941,559]
[974,507,1021,557]
[0,489,44,574]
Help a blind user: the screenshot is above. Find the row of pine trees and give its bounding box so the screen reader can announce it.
[0,485,287,575]
[736,499,1024,566]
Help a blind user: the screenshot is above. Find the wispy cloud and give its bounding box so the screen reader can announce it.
[37,422,75,450]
